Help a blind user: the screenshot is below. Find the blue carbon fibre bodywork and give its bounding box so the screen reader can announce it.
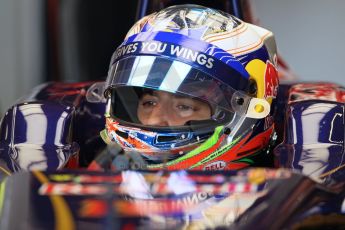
[274,83,345,183]
[0,82,107,171]
[0,101,76,171]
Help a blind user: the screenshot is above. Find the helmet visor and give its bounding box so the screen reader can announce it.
[105,55,253,125]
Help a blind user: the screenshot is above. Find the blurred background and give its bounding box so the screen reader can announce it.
[1,0,345,116]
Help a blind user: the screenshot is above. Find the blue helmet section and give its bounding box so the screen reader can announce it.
[114,31,250,91]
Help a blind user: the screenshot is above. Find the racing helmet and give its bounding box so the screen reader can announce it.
[102,4,279,170]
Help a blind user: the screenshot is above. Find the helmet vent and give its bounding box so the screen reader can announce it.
[157,135,178,143]
[115,130,129,139]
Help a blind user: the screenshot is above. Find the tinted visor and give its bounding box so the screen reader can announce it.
[105,55,252,126]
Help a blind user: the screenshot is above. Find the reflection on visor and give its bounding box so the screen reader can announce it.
[109,86,234,128]
[106,55,252,114]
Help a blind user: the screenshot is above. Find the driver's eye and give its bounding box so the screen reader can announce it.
[174,103,196,117]
[139,94,158,108]
[141,100,156,107]
[177,104,194,111]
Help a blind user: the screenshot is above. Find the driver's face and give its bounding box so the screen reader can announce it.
[137,90,211,126]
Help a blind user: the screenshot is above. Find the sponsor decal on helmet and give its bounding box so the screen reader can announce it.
[264,61,279,99]
[203,161,226,171]
[113,41,214,69]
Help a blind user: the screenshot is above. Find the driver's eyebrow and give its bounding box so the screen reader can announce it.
[173,94,191,99]
[141,89,155,97]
